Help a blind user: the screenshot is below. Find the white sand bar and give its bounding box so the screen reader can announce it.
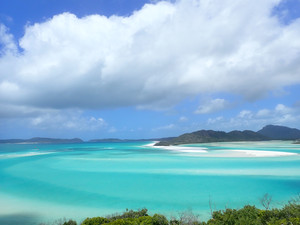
[229,150,297,157]
[0,151,54,159]
[153,145,208,153]
[145,142,208,153]
[146,142,298,157]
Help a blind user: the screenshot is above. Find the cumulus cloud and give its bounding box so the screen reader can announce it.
[256,109,271,117]
[0,24,17,55]
[179,116,188,122]
[195,98,229,114]
[207,103,300,131]
[207,116,223,125]
[238,110,253,119]
[0,0,300,117]
[30,111,107,131]
[152,123,175,131]
[0,103,57,118]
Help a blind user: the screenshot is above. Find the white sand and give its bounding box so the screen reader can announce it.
[153,145,208,153]
[146,142,298,157]
[228,149,297,157]
[143,141,159,147]
[0,151,53,159]
[144,142,208,153]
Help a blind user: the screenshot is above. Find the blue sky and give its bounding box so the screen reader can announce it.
[0,0,300,140]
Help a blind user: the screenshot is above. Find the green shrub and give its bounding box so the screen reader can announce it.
[81,217,110,225]
[63,219,77,225]
[152,214,168,225]
[61,202,300,225]
[104,216,153,225]
[110,209,149,220]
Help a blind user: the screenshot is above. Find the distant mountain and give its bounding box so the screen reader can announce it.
[0,137,174,144]
[257,125,300,140]
[0,137,83,144]
[89,138,123,143]
[88,137,174,143]
[2,125,299,145]
[155,129,268,146]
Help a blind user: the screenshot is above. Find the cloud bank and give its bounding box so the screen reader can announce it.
[195,98,229,114]
[1,0,300,117]
[207,103,300,131]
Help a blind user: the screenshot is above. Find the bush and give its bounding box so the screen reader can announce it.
[63,220,77,225]
[44,202,300,225]
[206,202,300,225]
[152,214,169,225]
[81,217,110,225]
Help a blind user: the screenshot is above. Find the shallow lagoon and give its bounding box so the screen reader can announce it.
[0,141,299,224]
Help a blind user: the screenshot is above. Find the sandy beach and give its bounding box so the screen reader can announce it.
[147,141,298,157]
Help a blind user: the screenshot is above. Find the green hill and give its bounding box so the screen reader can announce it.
[155,129,268,146]
[258,125,300,140]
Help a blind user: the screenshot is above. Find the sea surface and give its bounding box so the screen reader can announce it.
[0,141,299,224]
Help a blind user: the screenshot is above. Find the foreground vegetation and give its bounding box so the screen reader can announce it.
[56,201,300,225]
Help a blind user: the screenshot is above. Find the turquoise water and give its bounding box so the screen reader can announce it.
[0,141,299,224]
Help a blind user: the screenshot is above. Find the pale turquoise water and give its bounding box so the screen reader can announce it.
[0,141,299,224]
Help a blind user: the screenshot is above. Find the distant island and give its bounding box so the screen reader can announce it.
[0,136,173,144]
[1,125,300,145]
[155,125,300,146]
[0,137,84,144]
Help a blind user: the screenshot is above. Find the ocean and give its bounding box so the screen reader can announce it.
[0,141,299,224]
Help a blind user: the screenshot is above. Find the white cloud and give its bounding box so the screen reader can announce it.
[195,98,229,114]
[256,109,270,117]
[238,110,253,118]
[0,24,17,55]
[30,111,107,131]
[179,116,188,122]
[108,127,117,133]
[152,123,175,131]
[0,0,300,116]
[275,103,291,114]
[207,116,224,125]
[206,103,300,131]
[0,103,58,118]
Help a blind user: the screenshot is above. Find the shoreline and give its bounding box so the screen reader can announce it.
[146,141,298,158]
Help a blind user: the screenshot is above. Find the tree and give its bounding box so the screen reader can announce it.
[260,193,272,210]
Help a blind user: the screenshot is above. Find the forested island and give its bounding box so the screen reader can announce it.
[155,125,300,146]
[0,137,84,144]
[1,125,300,145]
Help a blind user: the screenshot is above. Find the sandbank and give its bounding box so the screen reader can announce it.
[146,142,298,157]
[0,151,53,159]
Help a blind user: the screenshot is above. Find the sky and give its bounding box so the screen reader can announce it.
[0,0,300,140]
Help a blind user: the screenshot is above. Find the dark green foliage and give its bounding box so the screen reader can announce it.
[50,202,300,225]
[81,209,150,225]
[104,216,153,225]
[81,217,110,225]
[206,203,300,225]
[152,214,168,225]
[111,209,149,219]
[155,129,268,146]
[208,205,261,225]
[63,219,77,225]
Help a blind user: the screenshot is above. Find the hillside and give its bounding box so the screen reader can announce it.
[258,125,300,140]
[155,129,268,146]
[1,125,300,145]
